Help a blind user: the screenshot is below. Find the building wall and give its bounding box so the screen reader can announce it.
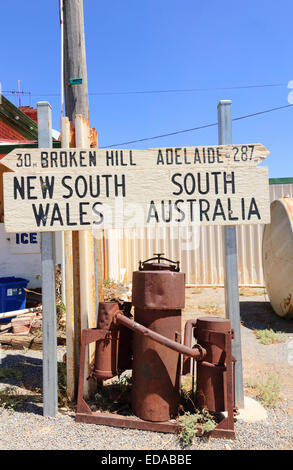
[0,223,42,287]
[106,183,293,286]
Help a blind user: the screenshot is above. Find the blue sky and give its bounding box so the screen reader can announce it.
[1,0,292,177]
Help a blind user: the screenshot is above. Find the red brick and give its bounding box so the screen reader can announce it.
[11,313,36,335]
[19,106,38,123]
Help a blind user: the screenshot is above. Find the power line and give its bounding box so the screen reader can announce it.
[2,82,287,98]
[100,103,293,148]
[100,122,218,148]
[2,90,31,95]
[88,83,286,96]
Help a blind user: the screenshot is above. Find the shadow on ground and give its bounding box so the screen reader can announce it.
[240,301,293,333]
[0,354,43,415]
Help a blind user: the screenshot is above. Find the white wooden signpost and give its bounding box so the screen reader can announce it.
[2,149,270,233]
[1,143,269,172]
[0,100,271,413]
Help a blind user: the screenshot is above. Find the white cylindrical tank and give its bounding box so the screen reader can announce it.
[262,197,293,319]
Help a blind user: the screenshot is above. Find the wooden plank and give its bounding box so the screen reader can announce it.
[0,332,66,350]
[0,143,270,172]
[75,115,97,399]
[3,166,270,232]
[61,116,76,402]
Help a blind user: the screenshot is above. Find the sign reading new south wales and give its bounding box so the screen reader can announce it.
[0,144,269,172]
[3,164,270,232]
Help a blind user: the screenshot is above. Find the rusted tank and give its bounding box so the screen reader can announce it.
[92,301,132,380]
[262,197,293,319]
[195,317,234,413]
[131,254,185,422]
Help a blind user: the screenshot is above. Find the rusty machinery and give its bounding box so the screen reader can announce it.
[76,254,236,438]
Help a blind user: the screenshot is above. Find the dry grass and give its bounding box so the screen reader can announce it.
[198,303,224,316]
[245,373,281,408]
[190,287,203,295]
[239,287,266,297]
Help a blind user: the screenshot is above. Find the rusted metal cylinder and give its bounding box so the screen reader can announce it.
[117,301,133,372]
[92,302,132,380]
[195,316,232,413]
[92,302,120,380]
[131,255,185,422]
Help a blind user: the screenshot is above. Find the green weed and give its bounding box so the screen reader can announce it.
[57,362,74,408]
[0,387,30,411]
[0,367,21,380]
[255,329,287,345]
[178,410,216,446]
[93,372,132,413]
[245,373,281,408]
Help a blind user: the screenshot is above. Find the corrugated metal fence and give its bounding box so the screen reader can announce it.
[106,181,293,286]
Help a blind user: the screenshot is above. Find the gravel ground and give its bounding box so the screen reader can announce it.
[0,348,292,450]
[0,399,292,450]
[0,287,292,450]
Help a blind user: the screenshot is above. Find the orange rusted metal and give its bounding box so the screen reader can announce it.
[182,318,198,375]
[116,313,205,359]
[76,325,179,433]
[90,127,98,147]
[69,121,76,147]
[76,256,236,439]
[130,255,185,422]
[91,302,133,380]
[194,316,236,439]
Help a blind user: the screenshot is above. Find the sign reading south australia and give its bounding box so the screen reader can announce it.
[3,164,270,232]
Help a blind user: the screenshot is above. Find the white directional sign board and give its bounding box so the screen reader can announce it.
[1,144,269,172]
[1,145,271,233]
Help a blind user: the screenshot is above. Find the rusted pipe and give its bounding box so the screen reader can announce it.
[184,319,197,350]
[116,313,206,360]
[182,319,198,374]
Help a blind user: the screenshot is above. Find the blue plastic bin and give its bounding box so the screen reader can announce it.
[0,277,29,323]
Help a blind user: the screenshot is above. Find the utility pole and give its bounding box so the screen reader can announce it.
[62,0,97,399]
[63,0,89,120]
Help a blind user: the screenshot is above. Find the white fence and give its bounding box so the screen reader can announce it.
[106,182,293,286]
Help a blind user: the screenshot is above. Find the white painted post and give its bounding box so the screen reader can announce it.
[37,102,58,416]
[218,100,244,408]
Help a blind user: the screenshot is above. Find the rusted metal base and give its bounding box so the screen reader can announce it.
[76,326,235,439]
[208,416,235,440]
[76,400,234,438]
[76,328,179,433]
[76,402,179,433]
[76,396,234,438]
